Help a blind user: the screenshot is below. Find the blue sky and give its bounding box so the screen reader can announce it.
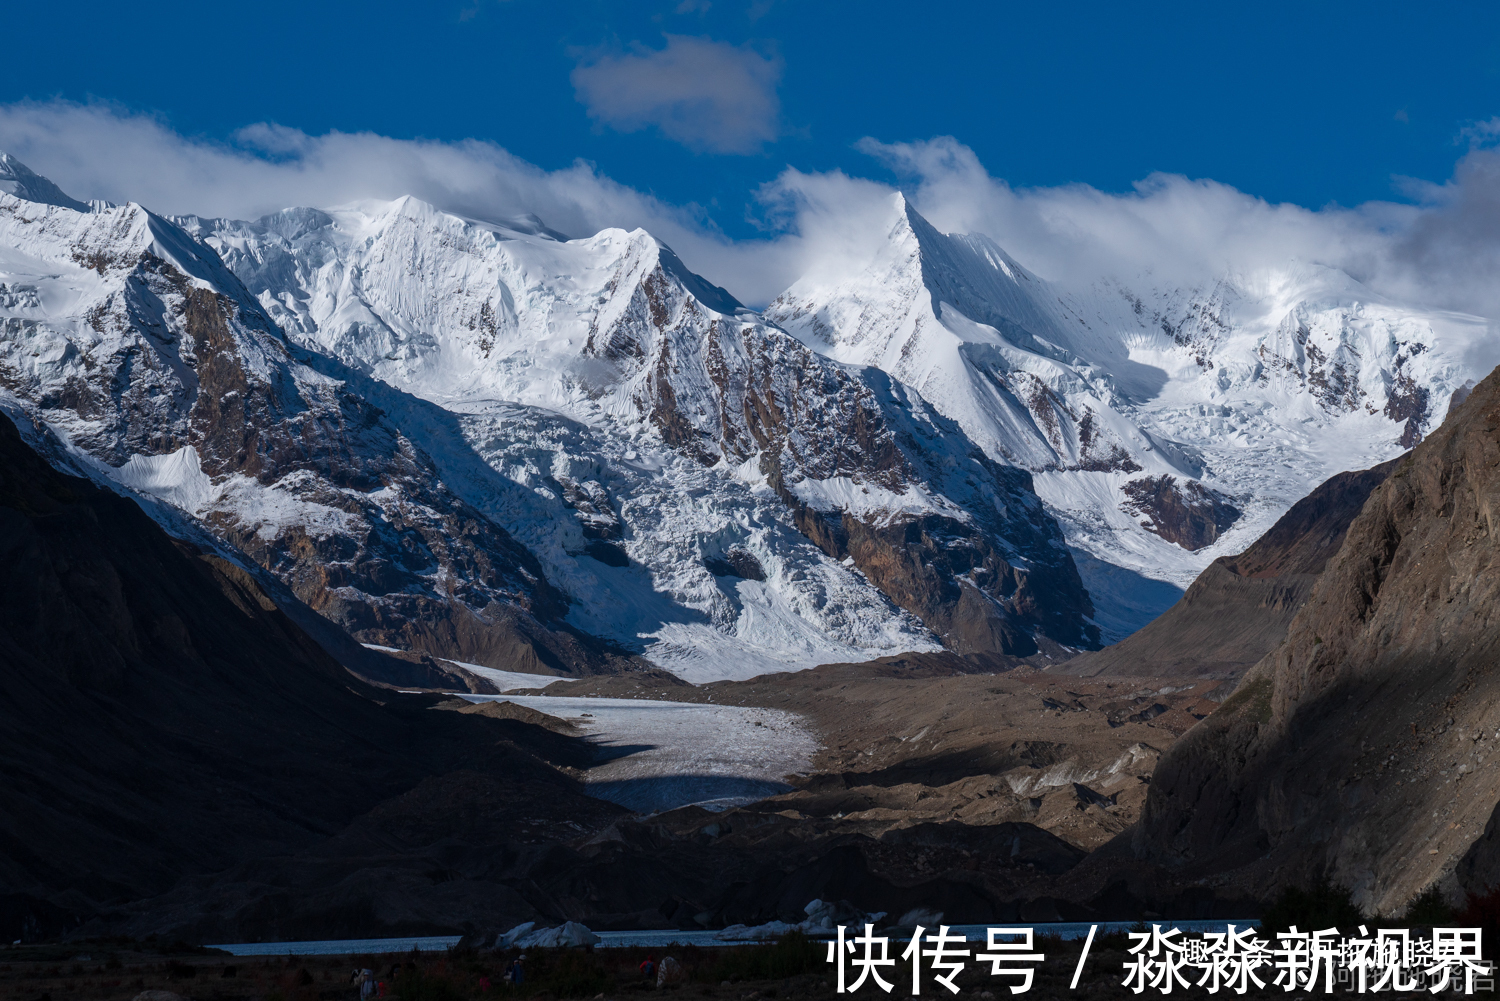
[5,0,1498,239]
[3,1,1499,320]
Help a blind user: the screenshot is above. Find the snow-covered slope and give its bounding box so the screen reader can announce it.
[0,153,89,212]
[9,154,1470,666]
[766,194,1486,603]
[184,197,1098,668]
[0,180,601,676]
[0,157,1099,685]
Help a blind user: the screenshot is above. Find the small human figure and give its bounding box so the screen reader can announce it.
[639,955,656,981]
[479,975,491,993]
[359,969,376,1001]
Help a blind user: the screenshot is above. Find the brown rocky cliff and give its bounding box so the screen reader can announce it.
[596,251,1098,655]
[1132,365,1500,914]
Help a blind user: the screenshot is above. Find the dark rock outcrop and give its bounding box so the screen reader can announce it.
[705,546,765,581]
[1120,474,1241,551]
[1063,457,1400,677]
[1130,364,1500,915]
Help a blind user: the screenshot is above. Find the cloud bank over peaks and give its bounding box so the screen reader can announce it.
[834,135,1500,327]
[570,35,782,154]
[0,98,745,274]
[1,99,1498,332]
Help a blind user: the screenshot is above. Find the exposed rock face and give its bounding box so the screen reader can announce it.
[632,268,1100,654]
[1132,364,1500,915]
[753,370,1098,655]
[705,546,765,581]
[1063,457,1400,677]
[1120,475,1241,552]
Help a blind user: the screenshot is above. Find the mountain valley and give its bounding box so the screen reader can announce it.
[4,146,1500,946]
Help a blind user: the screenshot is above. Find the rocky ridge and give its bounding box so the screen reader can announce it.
[2,151,1484,677]
[0,180,639,678]
[182,192,1099,668]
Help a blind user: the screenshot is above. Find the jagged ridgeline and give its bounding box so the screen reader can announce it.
[767,193,1482,603]
[0,156,1098,681]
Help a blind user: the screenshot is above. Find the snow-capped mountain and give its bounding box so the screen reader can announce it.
[2,152,1482,671]
[183,197,1096,665]
[0,158,1098,684]
[0,178,606,677]
[766,194,1486,617]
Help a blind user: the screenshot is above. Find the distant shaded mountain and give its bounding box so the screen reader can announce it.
[1059,456,1400,677]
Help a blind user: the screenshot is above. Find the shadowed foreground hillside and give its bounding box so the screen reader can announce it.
[1130,364,1500,915]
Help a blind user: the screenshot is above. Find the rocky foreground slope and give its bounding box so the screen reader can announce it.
[0,405,1193,942]
[1128,363,1500,915]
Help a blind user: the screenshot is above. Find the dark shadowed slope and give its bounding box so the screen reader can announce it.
[1058,457,1401,678]
[0,411,610,941]
[1131,364,1500,916]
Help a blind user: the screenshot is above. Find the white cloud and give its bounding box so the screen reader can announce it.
[768,134,1500,325]
[0,99,1498,329]
[570,35,781,154]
